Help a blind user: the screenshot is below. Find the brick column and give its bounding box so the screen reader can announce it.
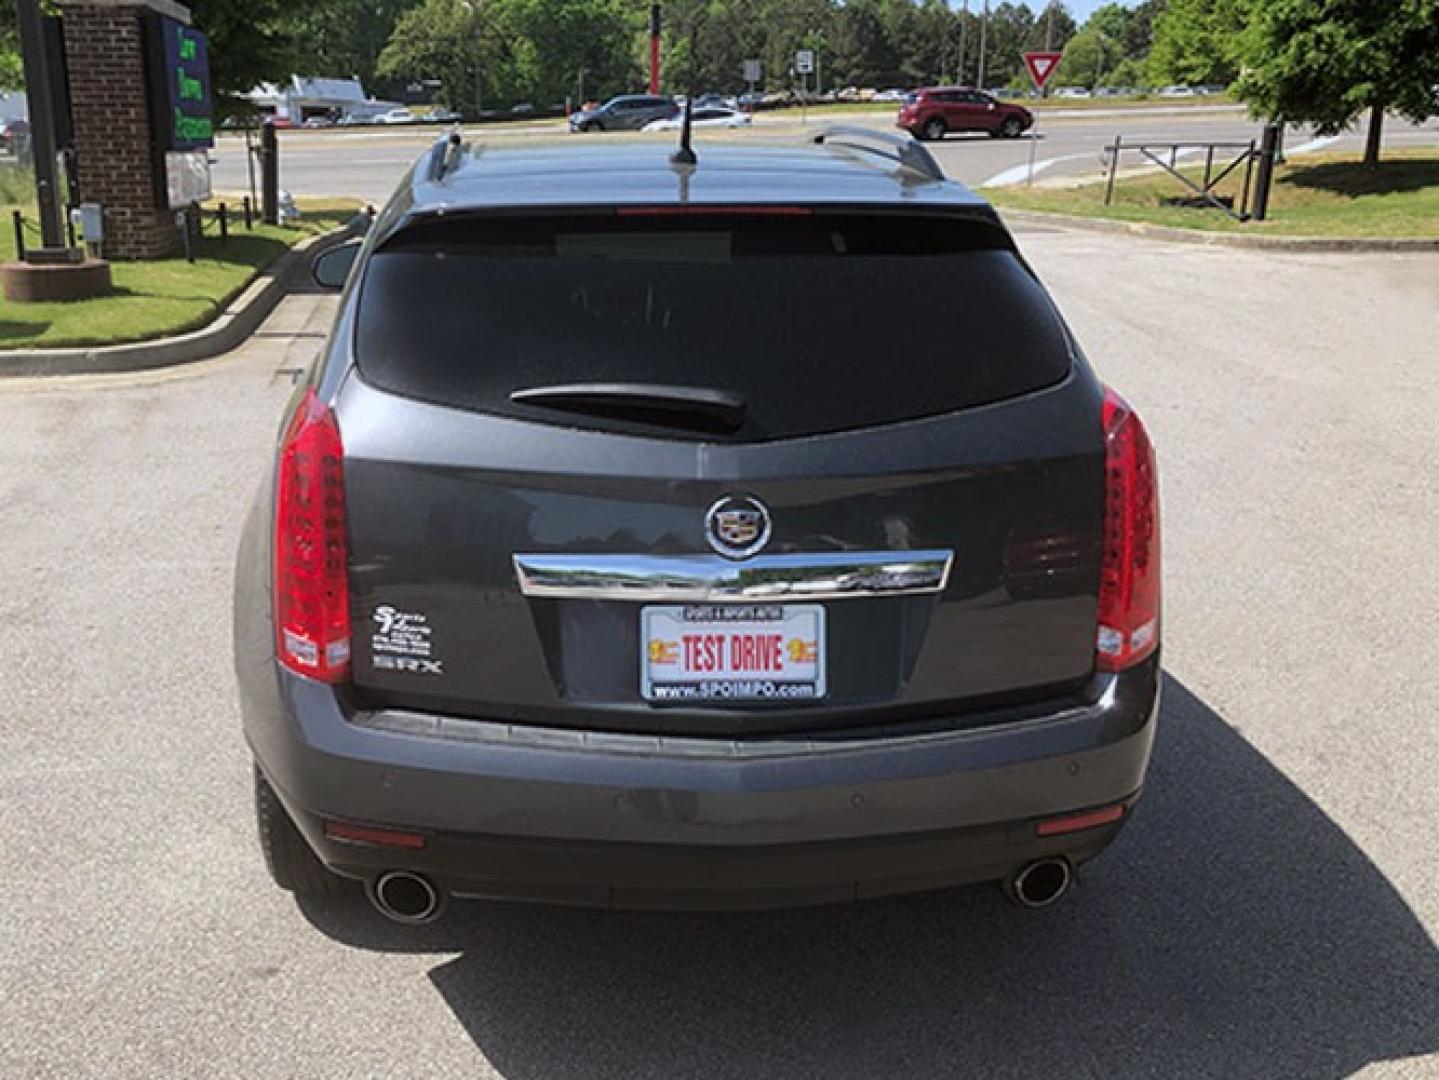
[59,0,193,259]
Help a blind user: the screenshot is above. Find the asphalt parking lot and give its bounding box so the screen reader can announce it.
[1,227,1436,1078]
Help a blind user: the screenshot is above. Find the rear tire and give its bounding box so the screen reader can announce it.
[921,118,946,142]
[254,766,348,896]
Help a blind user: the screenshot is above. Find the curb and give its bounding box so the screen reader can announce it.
[0,217,364,378]
[997,208,1439,252]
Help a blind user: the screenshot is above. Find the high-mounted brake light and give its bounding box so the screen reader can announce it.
[274,388,351,682]
[1096,387,1159,672]
[615,205,813,216]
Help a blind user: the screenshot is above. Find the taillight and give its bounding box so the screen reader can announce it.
[274,388,351,682]
[1096,387,1159,672]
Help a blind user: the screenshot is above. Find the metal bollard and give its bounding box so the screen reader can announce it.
[218,202,228,243]
[12,209,25,261]
[261,122,279,226]
[242,195,253,230]
[178,209,194,263]
[1252,123,1279,222]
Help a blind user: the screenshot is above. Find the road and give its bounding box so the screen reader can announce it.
[210,106,1439,204]
[2,226,1437,1078]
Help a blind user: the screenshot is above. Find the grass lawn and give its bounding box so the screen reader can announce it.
[0,187,359,350]
[983,150,1439,237]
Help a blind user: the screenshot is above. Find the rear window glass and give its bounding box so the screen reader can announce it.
[354,213,1070,441]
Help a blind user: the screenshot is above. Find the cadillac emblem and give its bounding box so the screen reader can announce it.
[705,495,772,560]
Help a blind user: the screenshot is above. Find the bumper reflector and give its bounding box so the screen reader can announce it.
[324,821,426,849]
[1035,803,1126,838]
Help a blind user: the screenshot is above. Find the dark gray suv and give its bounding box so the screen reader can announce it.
[569,94,678,132]
[234,130,1161,924]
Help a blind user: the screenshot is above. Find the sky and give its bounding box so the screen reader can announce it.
[1063,0,1140,20]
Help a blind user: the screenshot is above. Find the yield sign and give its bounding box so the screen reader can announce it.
[1023,51,1063,90]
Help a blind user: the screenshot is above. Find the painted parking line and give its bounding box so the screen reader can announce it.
[1284,135,1342,156]
[980,153,1093,188]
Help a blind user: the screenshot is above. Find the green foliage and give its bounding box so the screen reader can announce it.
[1147,0,1250,86]
[186,0,297,112]
[1056,28,1122,89]
[1101,56,1148,90]
[1233,0,1439,159]
[379,0,634,109]
[282,0,423,96]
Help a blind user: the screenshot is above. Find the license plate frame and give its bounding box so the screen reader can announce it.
[640,603,826,704]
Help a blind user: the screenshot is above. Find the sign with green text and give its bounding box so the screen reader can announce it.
[153,16,213,151]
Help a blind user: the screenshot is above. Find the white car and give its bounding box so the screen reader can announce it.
[643,106,753,131]
[1158,85,1196,98]
[375,108,419,125]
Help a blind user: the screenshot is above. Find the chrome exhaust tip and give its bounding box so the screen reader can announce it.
[367,870,445,925]
[1005,857,1073,909]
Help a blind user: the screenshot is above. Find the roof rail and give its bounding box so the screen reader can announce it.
[811,126,945,182]
[427,131,465,183]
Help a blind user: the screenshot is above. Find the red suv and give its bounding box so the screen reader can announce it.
[898,87,1033,142]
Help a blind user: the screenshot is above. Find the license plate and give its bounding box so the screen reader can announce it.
[641,604,826,703]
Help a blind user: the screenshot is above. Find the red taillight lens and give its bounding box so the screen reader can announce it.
[1096,387,1159,672]
[274,388,351,682]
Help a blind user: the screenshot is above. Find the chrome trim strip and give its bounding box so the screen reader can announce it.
[513,550,953,602]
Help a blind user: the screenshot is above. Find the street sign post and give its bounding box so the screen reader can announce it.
[1021,50,1063,186]
[794,50,815,123]
[742,59,761,111]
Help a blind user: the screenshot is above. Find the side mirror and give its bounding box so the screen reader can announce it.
[312,237,361,290]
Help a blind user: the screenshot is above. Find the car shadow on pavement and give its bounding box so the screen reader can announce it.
[298,674,1439,1078]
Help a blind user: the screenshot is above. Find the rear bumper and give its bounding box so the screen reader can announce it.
[243,658,1160,908]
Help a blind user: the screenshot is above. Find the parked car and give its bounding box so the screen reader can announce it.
[873,88,907,103]
[1158,85,1195,98]
[1054,86,1091,99]
[897,86,1033,141]
[236,130,1162,922]
[375,108,419,124]
[1,117,30,154]
[301,116,335,129]
[643,106,753,131]
[510,103,536,114]
[569,95,678,132]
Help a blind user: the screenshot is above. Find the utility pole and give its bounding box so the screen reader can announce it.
[956,0,968,85]
[1045,1,1055,50]
[648,4,661,95]
[15,0,64,251]
[976,0,989,91]
[462,0,484,116]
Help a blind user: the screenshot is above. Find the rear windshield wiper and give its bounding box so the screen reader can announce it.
[510,383,746,434]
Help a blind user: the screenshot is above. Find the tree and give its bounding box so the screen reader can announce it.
[1147,0,1249,87]
[1234,0,1439,167]
[378,0,503,111]
[282,1,423,97]
[186,0,298,112]
[1057,28,1120,90]
[0,6,19,90]
[379,0,635,110]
